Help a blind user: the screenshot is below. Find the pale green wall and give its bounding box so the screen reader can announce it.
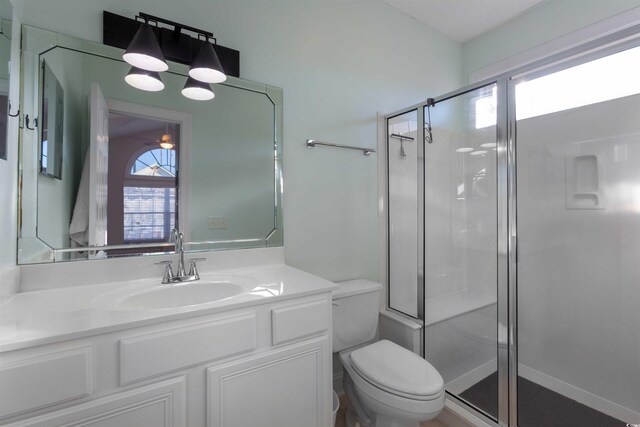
[19,0,463,281]
[463,0,640,80]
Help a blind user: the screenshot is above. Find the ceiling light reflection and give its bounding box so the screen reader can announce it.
[248,283,283,298]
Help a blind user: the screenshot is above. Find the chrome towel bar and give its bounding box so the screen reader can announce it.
[389,133,414,160]
[306,139,376,156]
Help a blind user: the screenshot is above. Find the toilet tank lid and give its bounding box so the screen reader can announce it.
[333,279,382,299]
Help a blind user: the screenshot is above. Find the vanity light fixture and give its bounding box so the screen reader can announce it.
[123,21,168,72]
[189,38,227,84]
[125,67,165,92]
[182,77,215,101]
[119,12,228,99]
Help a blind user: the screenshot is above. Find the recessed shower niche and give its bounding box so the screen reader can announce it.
[566,154,604,210]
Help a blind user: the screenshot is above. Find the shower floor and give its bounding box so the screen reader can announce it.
[459,373,626,427]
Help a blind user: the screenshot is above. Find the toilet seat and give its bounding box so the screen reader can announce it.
[340,348,445,420]
[349,340,444,401]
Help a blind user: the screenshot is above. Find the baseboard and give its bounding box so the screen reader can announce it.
[442,397,494,427]
[445,359,496,395]
[519,364,640,423]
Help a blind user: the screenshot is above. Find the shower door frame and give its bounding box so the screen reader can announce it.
[384,77,512,426]
[383,21,640,427]
[385,108,425,323]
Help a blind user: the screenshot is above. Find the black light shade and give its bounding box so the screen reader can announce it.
[182,77,214,101]
[125,67,165,92]
[123,23,169,72]
[189,42,227,83]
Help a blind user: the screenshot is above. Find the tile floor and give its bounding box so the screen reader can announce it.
[459,373,626,427]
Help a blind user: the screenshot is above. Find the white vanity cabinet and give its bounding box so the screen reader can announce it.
[0,292,333,427]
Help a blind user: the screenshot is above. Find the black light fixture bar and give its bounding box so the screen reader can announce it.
[103,11,240,78]
[136,12,215,42]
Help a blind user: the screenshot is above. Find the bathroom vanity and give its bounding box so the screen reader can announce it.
[0,261,335,427]
[1,18,332,427]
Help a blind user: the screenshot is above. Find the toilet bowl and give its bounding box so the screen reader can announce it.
[340,341,444,427]
[333,280,445,427]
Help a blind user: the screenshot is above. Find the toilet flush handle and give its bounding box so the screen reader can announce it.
[332,300,341,306]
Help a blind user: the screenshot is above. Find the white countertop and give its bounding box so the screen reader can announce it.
[0,264,337,353]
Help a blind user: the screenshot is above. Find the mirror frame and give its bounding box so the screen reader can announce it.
[18,25,283,264]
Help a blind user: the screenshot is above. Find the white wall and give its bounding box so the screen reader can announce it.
[0,1,21,301]
[462,0,640,80]
[517,93,640,417]
[17,0,462,281]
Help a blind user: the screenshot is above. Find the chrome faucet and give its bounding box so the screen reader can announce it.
[172,228,187,277]
[155,229,204,284]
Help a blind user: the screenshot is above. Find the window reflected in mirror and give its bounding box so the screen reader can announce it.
[106,113,180,254]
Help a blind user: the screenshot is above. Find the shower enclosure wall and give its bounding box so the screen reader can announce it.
[384,26,640,427]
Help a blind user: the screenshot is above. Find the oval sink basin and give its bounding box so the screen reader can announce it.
[116,281,244,310]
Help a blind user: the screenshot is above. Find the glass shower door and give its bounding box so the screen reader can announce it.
[387,110,422,319]
[422,83,500,421]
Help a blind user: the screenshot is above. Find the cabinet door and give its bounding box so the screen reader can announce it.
[5,377,186,427]
[207,337,331,427]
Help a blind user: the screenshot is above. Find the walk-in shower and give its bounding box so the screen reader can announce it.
[384,28,640,427]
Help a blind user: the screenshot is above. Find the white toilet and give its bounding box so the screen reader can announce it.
[333,279,445,427]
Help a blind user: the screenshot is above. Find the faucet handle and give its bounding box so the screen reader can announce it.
[187,258,205,279]
[155,261,174,284]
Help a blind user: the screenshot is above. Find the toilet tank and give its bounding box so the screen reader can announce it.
[332,279,382,352]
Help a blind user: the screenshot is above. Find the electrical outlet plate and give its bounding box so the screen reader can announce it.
[208,216,228,229]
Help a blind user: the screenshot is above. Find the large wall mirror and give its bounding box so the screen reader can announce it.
[18,26,283,264]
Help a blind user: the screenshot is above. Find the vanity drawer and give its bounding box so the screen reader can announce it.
[120,314,256,385]
[0,347,93,419]
[271,299,330,345]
